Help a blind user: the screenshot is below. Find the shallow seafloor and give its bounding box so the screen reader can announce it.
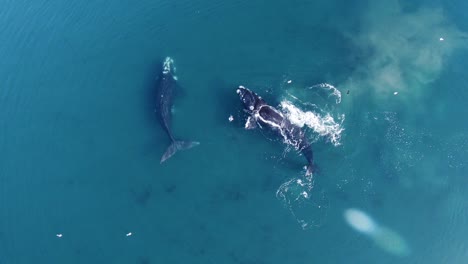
[0,0,467,263]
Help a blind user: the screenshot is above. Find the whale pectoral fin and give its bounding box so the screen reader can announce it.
[245,116,257,130]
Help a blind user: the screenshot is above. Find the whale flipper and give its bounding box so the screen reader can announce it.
[244,116,257,130]
[160,140,200,163]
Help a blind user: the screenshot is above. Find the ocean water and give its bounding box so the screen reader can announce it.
[1,0,467,263]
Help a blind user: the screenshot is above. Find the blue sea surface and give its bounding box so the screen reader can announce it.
[1,0,467,263]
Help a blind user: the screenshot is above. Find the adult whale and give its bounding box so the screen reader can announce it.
[236,86,315,176]
[156,57,199,163]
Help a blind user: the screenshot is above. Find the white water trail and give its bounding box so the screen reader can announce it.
[276,174,328,230]
[280,100,344,146]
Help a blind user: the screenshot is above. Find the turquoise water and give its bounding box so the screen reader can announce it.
[1,0,467,263]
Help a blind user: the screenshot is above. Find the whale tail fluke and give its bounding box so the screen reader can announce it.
[306,164,313,176]
[305,163,319,177]
[160,140,200,163]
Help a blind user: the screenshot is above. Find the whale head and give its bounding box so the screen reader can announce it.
[162,57,175,75]
[236,86,263,112]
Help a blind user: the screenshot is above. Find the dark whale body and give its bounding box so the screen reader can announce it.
[156,57,199,163]
[237,86,315,175]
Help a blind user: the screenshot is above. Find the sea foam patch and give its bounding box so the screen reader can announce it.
[280,100,344,146]
[281,82,344,146]
[344,208,410,257]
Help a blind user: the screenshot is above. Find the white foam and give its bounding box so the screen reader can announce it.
[280,100,344,146]
[308,83,342,104]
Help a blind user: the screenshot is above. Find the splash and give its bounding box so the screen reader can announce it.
[276,83,341,228]
[280,100,344,146]
[344,208,411,257]
[280,82,344,146]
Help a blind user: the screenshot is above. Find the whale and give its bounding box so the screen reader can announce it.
[236,86,315,175]
[156,57,199,163]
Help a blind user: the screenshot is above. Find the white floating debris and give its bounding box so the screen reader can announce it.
[228,115,234,122]
[439,37,444,41]
[287,80,292,84]
[56,233,63,238]
[394,92,398,95]
[126,232,132,237]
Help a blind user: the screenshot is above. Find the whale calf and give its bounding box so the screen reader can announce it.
[156,57,199,163]
[237,86,315,175]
